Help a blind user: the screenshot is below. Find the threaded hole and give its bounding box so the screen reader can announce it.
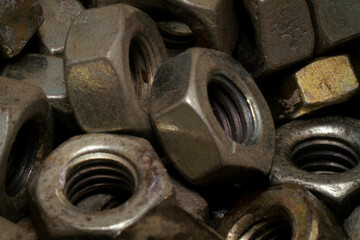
[240,217,292,240]
[157,21,194,49]
[291,137,359,174]
[5,121,41,197]
[208,75,254,143]
[65,158,136,212]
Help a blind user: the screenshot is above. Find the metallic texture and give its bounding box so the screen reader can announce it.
[345,204,360,240]
[266,55,359,121]
[16,216,38,240]
[0,216,37,240]
[65,4,167,137]
[28,134,174,239]
[150,48,275,186]
[0,0,43,58]
[235,0,314,79]
[0,77,53,221]
[38,0,84,56]
[217,185,346,240]
[270,117,360,218]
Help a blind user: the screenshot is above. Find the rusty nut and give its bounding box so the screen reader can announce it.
[38,0,84,56]
[0,0,43,58]
[65,3,167,138]
[0,216,37,240]
[266,55,360,121]
[28,134,173,240]
[234,0,314,78]
[150,48,275,186]
[217,185,346,240]
[0,77,52,221]
[270,117,360,219]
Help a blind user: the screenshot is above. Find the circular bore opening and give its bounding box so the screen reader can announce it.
[240,216,292,240]
[65,158,136,212]
[5,121,41,197]
[208,75,254,143]
[291,137,359,174]
[157,21,194,49]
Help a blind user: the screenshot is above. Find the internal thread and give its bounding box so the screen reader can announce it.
[65,159,135,211]
[208,76,254,143]
[240,217,292,240]
[5,121,40,197]
[157,21,194,49]
[291,137,359,174]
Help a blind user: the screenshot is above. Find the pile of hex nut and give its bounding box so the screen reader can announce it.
[1,0,360,239]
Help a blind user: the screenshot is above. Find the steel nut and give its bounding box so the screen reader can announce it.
[217,185,346,240]
[0,77,52,221]
[270,117,360,218]
[65,4,167,137]
[307,0,360,54]
[89,0,238,54]
[28,134,173,240]
[266,55,360,121]
[234,0,314,78]
[150,48,275,186]
[38,0,84,56]
[0,0,43,58]
[0,216,37,240]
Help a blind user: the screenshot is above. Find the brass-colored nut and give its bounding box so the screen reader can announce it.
[38,0,84,56]
[0,77,52,221]
[0,216,37,240]
[28,134,173,239]
[65,4,167,137]
[307,0,360,54]
[234,0,314,78]
[267,55,359,121]
[217,185,346,240]
[0,0,43,58]
[270,117,360,218]
[151,48,275,186]
[87,0,238,54]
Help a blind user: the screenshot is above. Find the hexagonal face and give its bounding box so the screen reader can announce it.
[151,48,275,186]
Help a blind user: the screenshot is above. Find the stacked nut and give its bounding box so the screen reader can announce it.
[1,0,360,239]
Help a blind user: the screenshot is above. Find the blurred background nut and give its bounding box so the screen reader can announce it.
[65,4,167,138]
[307,0,360,54]
[38,0,84,56]
[16,216,38,240]
[0,216,37,240]
[28,134,174,240]
[0,0,43,58]
[234,0,314,79]
[270,117,360,219]
[0,77,52,221]
[82,0,238,54]
[345,204,360,240]
[150,48,275,186]
[265,55,360,121]
[217,185,345,240]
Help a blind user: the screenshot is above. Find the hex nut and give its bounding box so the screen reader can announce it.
[65,4,167,137]
[307,0,360,54]
[266,55,360,121]
[345,205,360,240]
[217,185,346,240]
[0,0,44,58]
[38,0,84,56]
[28,134,174,240]
[0,77,53,221]
[234,0,314,78]
[151,48,275,186]
[0,216,37,240]
[16,216,38,240]
[270,117,360,218]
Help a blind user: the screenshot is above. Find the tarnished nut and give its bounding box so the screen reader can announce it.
[87,0,238,54]
[307,0,360,54]
[119,204,223,240]
[38,0,84,56]
[270,117,360,218]
[345,205,360,240]
[65,4,167,137]
[172,178,209,221]
[234,0,314,78]
[28,134,173,240]
[0,77,52,221]
[16,216,38,240]
[217,185,346,240]
[266,55,360,121]
[150,48,275,186]
[0,216,37,240]
[0,0,43,58]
